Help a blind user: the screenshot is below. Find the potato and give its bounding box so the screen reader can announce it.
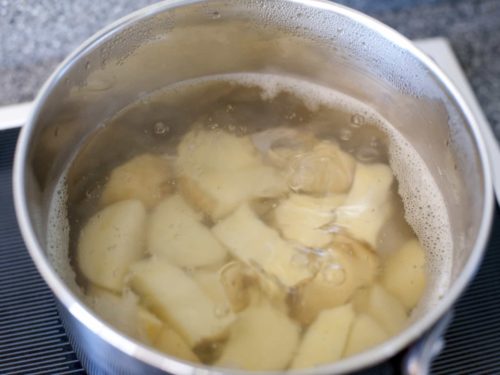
[218,261,252,312]
[148,195,227,268]
[335,163,394,248]
[154,326,200,363]
[137,308,164,344]
[100,153,171,208]
[292,235,379,325]
[212,203,313,288]
[343,314,389,357]
[129,257,235,346]
[176,129,287,219]
[286,141,356,194]
[77,200,146,292]
[291,304,355,369]
[274,193,346,248]
[216,303,300,370]
[381,239,426,310]
[353,284,407,335]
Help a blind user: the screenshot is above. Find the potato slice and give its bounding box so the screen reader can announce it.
[176,129,287,219]
[154,326,200,363]
[274,193,346,248]
[137,308,164,344]
[216,303,300,370]
[335,163,394,247]
[353,284,407,335]
[381,239,426,310]
[343,314,389,357]
[291,304,355,369]
[148,195,227,268]
[212,203,313,288]
[129,257,235,346]
[292,236,379,325]
[286,141,356,194]
[77,200,146,292]
[100,153,171,208]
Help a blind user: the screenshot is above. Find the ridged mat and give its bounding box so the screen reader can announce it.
[0,128,498,374]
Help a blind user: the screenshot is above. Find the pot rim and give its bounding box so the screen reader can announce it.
[13,0,495,374]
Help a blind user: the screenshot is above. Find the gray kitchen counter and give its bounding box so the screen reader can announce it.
[1,0,499,137]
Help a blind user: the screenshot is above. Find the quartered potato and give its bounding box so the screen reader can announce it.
[353,284,407,335]
[216,302,300,371]
[335,162,394,247]
[176,129,287,219]
[212,203,313,288]
[291,304,355,369]
[381,239,426,310]
[286,141,356,194]
[100,153,171,208]
[344,313,389,357]
[148,195,227,268]
[77,200,146,292]
[154,326,200,363]
[274,193,346,248]
[137,308,164,344]
[292,235,379,325]
[129,257,235,346]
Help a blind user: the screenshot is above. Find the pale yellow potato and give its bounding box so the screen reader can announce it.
[154,326,200,363]
[216,303,300,370]
[176,129,287,219]
[148,195,227,268]
[129,257,235,346]
[343,314,389,357]
[137,308,163,344]
[100,153,171,208]
[274,193,346,248]
[291,304,355,369]
[77,200,146,292]
[335,162,394,248]
[292,235,379,325]
[286,141,356,194]
[212,203,313,288]
[353,284,407,335]
[381,239,426,310]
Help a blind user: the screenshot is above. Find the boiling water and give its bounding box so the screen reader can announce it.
[48,73,452,370]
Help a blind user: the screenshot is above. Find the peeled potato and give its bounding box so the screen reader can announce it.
[353,284,407,335]
[291,304,355,369]
[274,193,346,248]
[343,314,389,357]
[176,129,287,219]
[129,257,235,346]
[148,195,227,268]
[381,239,426,310]
[216,302,300,370]
[100,153,171,208]
[286,141,356,194]
[292,235,379,325]
[335,162,394,248]
[77,200,146,292]
[137,308,164,344]
[212,203,313,288]
[154,326,200,363]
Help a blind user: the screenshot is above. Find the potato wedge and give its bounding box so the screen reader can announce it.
[343,314,389,357]
[137,308,164,344]
[381,239,426,310]
[335,163,394,247]
[129,257,235,346]
[291,304,355,369]
[212,203,313,288]
[353,284,407,335]
[292,236,379,325]
[274,193,346,248]
[216,303,300,370]
[77,200,146,292]
[148,195,227,268]
[154,326,200,363]
[100,153,171,208]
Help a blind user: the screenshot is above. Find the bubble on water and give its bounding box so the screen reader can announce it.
[356,146,380,162]
[339,128,352,141]
[321,263,346,285]
[211,11,221,19]
[350,113,365,128]
[153,121,170,135]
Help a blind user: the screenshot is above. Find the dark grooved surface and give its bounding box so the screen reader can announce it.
[1,128,500,373]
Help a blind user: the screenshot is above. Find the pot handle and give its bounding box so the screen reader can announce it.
[401,310,453,375]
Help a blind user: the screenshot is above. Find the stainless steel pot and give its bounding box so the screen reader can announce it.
[13,1,494,374]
